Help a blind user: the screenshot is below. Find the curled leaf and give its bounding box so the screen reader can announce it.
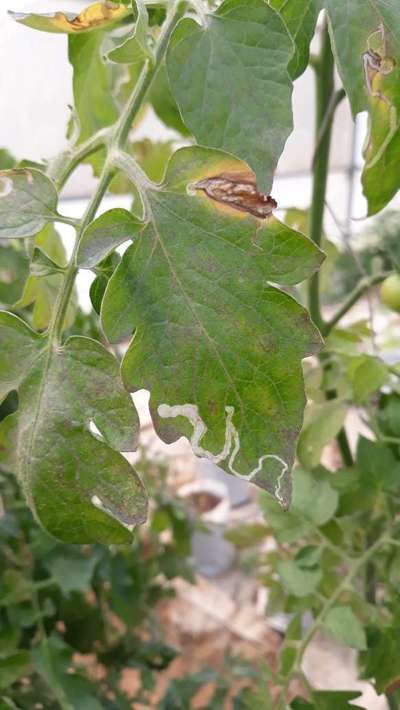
[9,2,131,34]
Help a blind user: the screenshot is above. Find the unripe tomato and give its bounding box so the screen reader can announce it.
[381,273,400,313]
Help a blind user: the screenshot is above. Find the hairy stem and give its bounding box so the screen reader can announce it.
[308,18,354,465]
[47,2,182,344]
[308,18,335,333]
[322,272,389,336]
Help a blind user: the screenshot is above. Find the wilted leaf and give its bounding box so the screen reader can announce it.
[167,0,294,191]
[0,169,59,239]
[323,606,367,650]
[325,1,400,214]
[0,311,146,543]
[10,2,130,34]
[271,1,400,213]
[77,208,143,268]
[102,146,322,505]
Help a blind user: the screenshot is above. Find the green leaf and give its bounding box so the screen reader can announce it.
[291,468,338,526]
[30,248,65,278]
[277,558,322,597]
[69,30,119,149]
[44,550,98,595]
[291,690,364,710]
[297,400,347,469]
[133,139,176,183]
[90,253,121,315]
[0,570,33,605]
[295,545,322,569]
[361,626,400,694]
[9,2,131,34]
[356,436,400,493]
[108,0,153,64]
[260,468,338,539]
[0,311,147,543]
[33,635,103,709]
[15,225,76,332]
[0,652,31,691]
[0,150,16,170]
[149,65,191,137]
[260,493,311,543]
[224,523,269,548]
[102,147,322,504]
[270,0,321,79]
[349,355,388,403]
[77,208,143,268]
[167,0,294,191]
[0,169,59,239]
[0,245,29,306]
[0,628,20,658]
[323,606,367,650]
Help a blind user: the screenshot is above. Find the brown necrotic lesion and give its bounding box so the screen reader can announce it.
[363,24,396,108]
[194,172,277,219]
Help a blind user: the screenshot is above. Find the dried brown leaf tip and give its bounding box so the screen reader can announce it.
[194,172,277,219]
[363,24,396,107]
[10,2,129,34]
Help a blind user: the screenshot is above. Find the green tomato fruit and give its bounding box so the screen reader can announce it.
[381,273,400,313]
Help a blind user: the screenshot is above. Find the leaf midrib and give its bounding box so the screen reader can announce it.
[148,190,246,426]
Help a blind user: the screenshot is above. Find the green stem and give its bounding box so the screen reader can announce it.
[47,1,182,344]
[308,18,335,333]
[322,272,389,336]
[280,531,391,701]
[336,428,354,466]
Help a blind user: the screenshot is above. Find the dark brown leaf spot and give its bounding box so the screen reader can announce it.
[194,172,277,219]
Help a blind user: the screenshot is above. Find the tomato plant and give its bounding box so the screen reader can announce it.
[2,0,400,707]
